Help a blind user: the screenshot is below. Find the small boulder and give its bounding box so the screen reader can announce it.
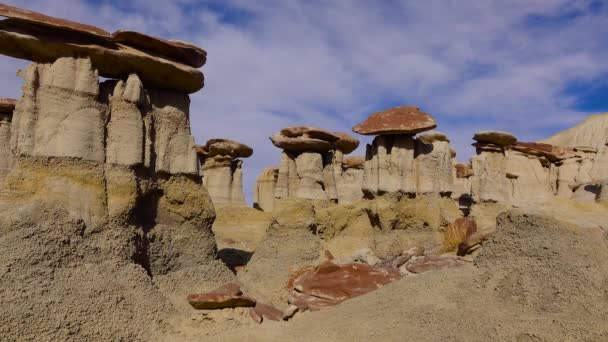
[455,163,473,178]
[417,130,450,144]
[342,156,365,169]
[333,132,360,154]
[249,302,284,324]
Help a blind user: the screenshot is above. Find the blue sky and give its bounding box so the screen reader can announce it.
[1,0,607,203]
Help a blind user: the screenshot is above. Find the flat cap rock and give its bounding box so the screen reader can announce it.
[197,138,253,159]
[0,98,16,112]
[0,4,204,93]
[352,106,437,136]
[473,131,517,146]
[574,146,597,153]
[112,30,206,68]
[511,142,575,162]
[333,132,359,154]
[280,126,340,142]
[270,133,334,153]
[342,156,365,169]
[417,130,450,144]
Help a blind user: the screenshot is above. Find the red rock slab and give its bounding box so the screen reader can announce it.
[0,98,16,113]
[333,132,359,154]
[342,156,365,169]
[0,3,110,39]
[292,261,401,302]
[405,256,465,274]
[112,30,206,68]
[270,134,334,153]
[186,293,256,310]
[455,163,473,178]
[249,302,284,324]
[0,20,204,93]
[352,106,437,136]
[289,290,342,311]
[511,142,575,162]
[280,126,340,142]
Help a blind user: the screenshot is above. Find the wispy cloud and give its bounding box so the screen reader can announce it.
[1,0,607,203]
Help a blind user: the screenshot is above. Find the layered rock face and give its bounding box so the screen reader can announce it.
[254,166,278,211]
[354,106,454,197]
[0,98,15,186]
[197,139,253,207]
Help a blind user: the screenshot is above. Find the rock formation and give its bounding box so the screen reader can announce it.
[254,166,279,211]
[197,139,253,207]
[0,6,233,341]
[353,106,454,197]
[0,98,15,186]
[0,3,204,93]
[271,126,340,201]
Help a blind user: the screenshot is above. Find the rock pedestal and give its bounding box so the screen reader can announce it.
[353,106,453,197]
[197,139,253,208]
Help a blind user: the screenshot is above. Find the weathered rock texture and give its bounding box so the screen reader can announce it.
[254,167,278,211]
[0,98,15,186]
[0,3,205,93]
[197,139,253,207]
[355,108,454,198]
[0,55,233,341]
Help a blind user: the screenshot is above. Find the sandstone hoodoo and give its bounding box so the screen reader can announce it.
[197,139,253,207]
[0,5,236,341]
[353,106,454,197]
[0,3,205,93]
[270,126,341,201]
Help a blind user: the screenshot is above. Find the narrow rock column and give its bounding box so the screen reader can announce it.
[556,158,579,198]
[598,179,608,204]
[0,98,15,187]
[197,139,253,208]
[254,167,278,211]
[416,131,454,195]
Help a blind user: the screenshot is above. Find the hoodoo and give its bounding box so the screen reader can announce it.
[353,106,454,197]
[0,97,15,186]
[197,138,253,207]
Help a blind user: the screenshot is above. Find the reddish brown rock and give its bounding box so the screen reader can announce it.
[417,130,449,144]
[342,156,365,169]
[405,256,465,274]
[473,131,517,146]
[209,282,243,296]
[197,139,253,160]
[112,30,206,68]
[455,163,473,178]
[249,302,284,324]
[0,5,204,93]
[289,290,341,312]
[352,106,437,135]
[292,261,401,304]
[270,134,334,153]
[280,126,340,142]
[333,132,360,154]
[0,3,110,39]
[186,293,256,310]
[0,98,16,113]
[443,217,477,252]
[511,142,575,162]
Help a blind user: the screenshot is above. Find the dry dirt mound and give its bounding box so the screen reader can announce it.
[202,210,608,341]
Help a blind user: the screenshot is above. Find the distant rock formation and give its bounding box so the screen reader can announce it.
[197,139,253,207]
[353,106,454,197]
[254,166,278,211]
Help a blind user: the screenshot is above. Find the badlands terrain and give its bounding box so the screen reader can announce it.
[0,4,607,342]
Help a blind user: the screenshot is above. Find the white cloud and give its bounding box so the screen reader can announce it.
[1,0,607,203]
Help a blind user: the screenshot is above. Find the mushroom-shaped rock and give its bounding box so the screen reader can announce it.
[473,131,517,146]
[0,98,16,113]
[352,106,437,135]
[417,130,449,145]
[280,126,340,142]
[333,132,359,154]
[198,138,253,159]
[0,4,204,93]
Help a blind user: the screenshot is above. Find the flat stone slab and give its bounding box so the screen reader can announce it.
[352,106,437,135]
[473,131,517,146]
